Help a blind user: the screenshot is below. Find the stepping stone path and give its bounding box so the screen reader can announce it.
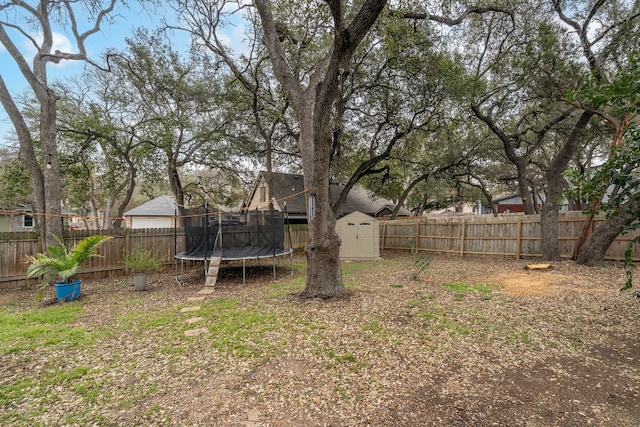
[184,327,208,337]
[179,267,264,426]
[182,302,207,336]
[182,262,221,336]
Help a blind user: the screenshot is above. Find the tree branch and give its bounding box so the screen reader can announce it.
[392,6,513,26]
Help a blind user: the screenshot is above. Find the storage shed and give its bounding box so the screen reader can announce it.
[336,211,380,260]
[123,195,178,229]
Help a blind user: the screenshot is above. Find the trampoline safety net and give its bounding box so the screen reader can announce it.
[179,206,288,260]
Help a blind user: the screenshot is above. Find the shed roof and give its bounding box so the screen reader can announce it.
[124,195,177,217]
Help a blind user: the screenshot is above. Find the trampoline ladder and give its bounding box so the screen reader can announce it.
[205,257,222,287]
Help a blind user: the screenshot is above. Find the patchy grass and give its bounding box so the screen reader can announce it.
[443,282,495,293]
[444,281,497,300]
[0,254,639,427]
[0,303,90,355]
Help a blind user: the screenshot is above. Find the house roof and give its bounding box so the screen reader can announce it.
[244,172,306,214]
[493,193,522,203]
[331,184,412,217]
[124,195,177,217]
[250,171,411,217]
[274,172,307,213]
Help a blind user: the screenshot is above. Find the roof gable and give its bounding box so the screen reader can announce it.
[124,195,177,217]
[247,172,307,214]
[337,210,377,223]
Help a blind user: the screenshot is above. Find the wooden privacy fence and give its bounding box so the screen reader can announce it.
[380,212,640,261]
[2,213,639,289]
[0,225,307,289]
[0,228,182,290]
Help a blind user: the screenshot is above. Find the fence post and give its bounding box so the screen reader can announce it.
[125,228,131,256]
[516,220,522,259]
[460,220,466,256]
[414,220,420,252]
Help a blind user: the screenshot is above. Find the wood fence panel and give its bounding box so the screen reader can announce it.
[0,228,185,289]
[0,233,40,287]
[382,222,415,251]
[519,220,542,257]
[3,213,640,289]
[286,225,309,251]
[379,212,640,262]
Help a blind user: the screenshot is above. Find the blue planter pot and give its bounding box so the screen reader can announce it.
[55,279,82,302]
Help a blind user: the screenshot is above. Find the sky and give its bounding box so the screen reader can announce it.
[0,2,189,147]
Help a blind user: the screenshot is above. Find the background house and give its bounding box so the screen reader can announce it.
[428,201,494,216]
[0,203,71,232]
[245,171,411,223]
[0,203,35,232]
[492,193,569,214]
[493,194,528,214]
[246,172,308,222]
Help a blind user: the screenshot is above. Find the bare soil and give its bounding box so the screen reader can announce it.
[1,252,639,426]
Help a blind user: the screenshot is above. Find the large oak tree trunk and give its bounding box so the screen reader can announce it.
[515,160,536,215]
[540,200,561,260]
[577,198,640,266]
[0,79,45,244]
[301,109,344,298]
[255,0,387,298]
[0,77,61,250]
[540,111,593,260]
[41,90,63,248]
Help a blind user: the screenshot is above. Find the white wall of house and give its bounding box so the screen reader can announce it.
[128,216,174,229]
[0,215,10,232]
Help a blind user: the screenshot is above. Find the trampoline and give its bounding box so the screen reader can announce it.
[174,204,293,284]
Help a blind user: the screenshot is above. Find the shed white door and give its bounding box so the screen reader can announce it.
[341,220,374,259]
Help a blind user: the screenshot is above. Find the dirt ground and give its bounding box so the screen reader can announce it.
[1,252,639,426]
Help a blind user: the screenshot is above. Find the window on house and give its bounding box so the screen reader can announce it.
[260,186,267,203]
[23,215,34,228]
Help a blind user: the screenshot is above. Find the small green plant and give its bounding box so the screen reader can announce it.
[410,251,431,280]
[122,248,162,273]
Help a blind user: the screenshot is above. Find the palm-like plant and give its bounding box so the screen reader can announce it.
[26,235,112,284]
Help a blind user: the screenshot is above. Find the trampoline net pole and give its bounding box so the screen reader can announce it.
[174,207,179,284]
[284,205,294,276]
[270,202,276,279]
